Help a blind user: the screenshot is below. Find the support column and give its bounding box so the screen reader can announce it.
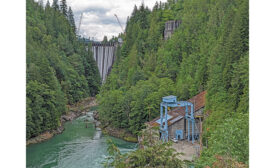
[164,104,168,142]
[191,104,194,144]
[188,119,190,141]
[192,119,195,144]
[160,104,164,141]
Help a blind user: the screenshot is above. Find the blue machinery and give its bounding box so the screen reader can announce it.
[175,130,184,140]
[159,95,196,143]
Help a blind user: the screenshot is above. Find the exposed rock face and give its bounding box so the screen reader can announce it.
[92,110,99,121]
[164,20,182,40]
[61,114,74,121]
[26,132,53,145]
[92,111,101,127]
[95,121,101,127]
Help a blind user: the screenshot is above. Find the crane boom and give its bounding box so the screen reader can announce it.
[77,13,83,35]
[114,14,124,33]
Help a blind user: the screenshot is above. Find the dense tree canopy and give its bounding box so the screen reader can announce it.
[104,128,186,168]
[26,0,100,139]
[60,0,68,17]
[98,0,248,166]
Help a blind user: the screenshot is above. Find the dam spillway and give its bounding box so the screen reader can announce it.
[91,43,117,82]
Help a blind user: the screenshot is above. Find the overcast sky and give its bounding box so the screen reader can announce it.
[43,0,167,41]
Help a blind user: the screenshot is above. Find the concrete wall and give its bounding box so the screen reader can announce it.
[168,118,185,139]
[91,43,117,82]
[168,108,204,140]
[184,118,201,139]
[164,20,182,40]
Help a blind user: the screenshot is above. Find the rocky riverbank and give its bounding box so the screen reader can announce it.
[26,97,97,146]
[92,111,138,143]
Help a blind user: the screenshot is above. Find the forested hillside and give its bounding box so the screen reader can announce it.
[98,0,248,166]
[26,0,101,139]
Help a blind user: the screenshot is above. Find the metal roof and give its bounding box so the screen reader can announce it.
[146,91,206,127]
[169,115,184,124]
[162,95,176,99]
[155,115,173,124]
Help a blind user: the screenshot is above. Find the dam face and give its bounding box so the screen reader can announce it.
[91,43,117,82]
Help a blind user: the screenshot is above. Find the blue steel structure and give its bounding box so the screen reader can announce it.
[160,95,195,143]
[175,130,183,140]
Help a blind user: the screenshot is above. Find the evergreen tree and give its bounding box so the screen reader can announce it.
[97,0,249,166]
[131,5,138,18]
[60,0,68,17]
[102,36,108,44]
[26,0,100,139]
[52,0,59,11]
[68,6,76,32]
[45,0,50,9]
[105,129,185,168]
[38,0,44,6]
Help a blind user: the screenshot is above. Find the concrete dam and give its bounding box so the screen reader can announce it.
[91,43,117,82]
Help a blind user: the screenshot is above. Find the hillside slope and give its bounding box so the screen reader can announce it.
[98,0,248,166]
[26,0,101,139]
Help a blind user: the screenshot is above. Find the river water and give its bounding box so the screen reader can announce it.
[26,111,137,168]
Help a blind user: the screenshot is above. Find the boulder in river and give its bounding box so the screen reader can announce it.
[95,121,101,127]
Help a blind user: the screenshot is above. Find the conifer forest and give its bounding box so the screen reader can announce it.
[26,0,249,167]
[26,0,101,139]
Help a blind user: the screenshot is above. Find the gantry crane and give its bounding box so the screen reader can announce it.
[160,95,196,144]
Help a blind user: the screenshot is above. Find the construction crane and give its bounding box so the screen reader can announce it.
[114,14,125,43]
[77,13,83,35]
[114,14,125,33]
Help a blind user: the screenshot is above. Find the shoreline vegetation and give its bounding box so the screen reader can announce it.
[27,97,137,145]
[26,0,101,141]
[26,0,248,166]
[27,97,97,146]
[92,111,138,143]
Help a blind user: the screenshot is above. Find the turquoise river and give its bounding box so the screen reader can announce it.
[26,111,137,168]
